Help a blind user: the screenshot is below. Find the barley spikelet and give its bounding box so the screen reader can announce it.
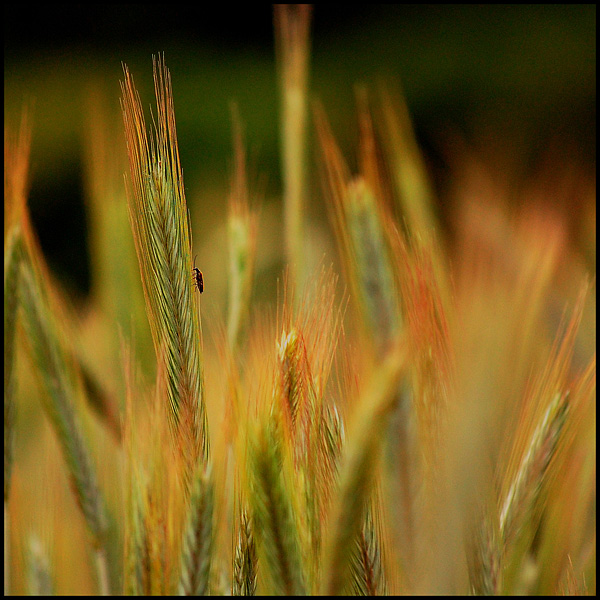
[19,263,109,593]
[379,83,437,241]
[391,227,452,477]
[5,112,31,518]
[121,55,208,484]
[468,282,592,594]
[4,226,23,503]
[232,508,257,596]
[315,105,400,356]
[321,342,407,595]
[347,504,388,596]
[179,464,215,595]
[248,415,306,595]
[273,268,346,587]
[500,282,590,545]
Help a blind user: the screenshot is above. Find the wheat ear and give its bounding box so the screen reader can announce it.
[232,507,258,596]
[18,259,110,594]
[179,463,215,595]
[249,415,306,595]
[121,55,208,488]
[321,342,407,595]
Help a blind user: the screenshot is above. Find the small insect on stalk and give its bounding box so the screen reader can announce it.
[193,254,204,293]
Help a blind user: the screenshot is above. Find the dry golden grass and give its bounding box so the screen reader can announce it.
[4,5,595,596]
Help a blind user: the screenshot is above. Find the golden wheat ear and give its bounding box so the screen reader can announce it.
[121,55,209,488]
[247,414,306,595]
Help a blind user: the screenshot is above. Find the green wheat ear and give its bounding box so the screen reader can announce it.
[232,507,258,596]
[18,259,110,594]
[321,343,407,596]
[314,105,401,357]
[5,112,112,596]
[345,177,401,354]
[4,225,23,504]
[4,225,22,598]
[121,55,209,484]
[179,463,215,595]
[248,414,306,596]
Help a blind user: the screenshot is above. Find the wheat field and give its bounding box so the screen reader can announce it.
[4,5,595,596]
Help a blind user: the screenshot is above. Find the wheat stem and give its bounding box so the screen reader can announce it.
[275,4,312,294]
[227,105,258,351]
[26,536,54,596]
[94,546,111,596]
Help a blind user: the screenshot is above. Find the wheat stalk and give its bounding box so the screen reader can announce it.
[314,104,401,356]
[26,535,54,596]
[3,7,597,596]
[348,504,387,595]
[227,104,259,352]
[275,4,313,293]
[4,121,31,594]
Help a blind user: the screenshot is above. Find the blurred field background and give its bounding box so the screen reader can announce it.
[4,4,595,595]
[5,5,595,302]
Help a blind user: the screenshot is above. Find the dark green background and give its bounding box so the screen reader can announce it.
[4,5,596,298]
